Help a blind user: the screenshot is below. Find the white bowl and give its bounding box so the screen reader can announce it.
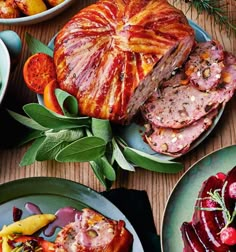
[0,0,76,25]
[0,39,10,105]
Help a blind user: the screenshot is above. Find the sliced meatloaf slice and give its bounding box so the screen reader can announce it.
[53,0,194,124]
[144,109,218,157]
[184,40,224,91]
[55,208,133,252]
[141,51,236,129]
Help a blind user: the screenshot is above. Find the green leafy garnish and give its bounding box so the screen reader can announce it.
[25,32,53,56]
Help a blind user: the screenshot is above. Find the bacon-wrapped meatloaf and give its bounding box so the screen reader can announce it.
[54,0,194,124]
[55,208,133,252]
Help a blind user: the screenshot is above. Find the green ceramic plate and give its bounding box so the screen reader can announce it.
[0,177,144,251]
[161,145,236,252]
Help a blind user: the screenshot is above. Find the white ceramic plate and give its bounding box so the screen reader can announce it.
[0,39,10,105]
[0,0,76,25]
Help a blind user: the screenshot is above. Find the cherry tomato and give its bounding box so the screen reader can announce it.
[220,227,236,246]
[229,182,236,199]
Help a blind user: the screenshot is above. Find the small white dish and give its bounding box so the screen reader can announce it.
[0,0,76,26]
[0,39,10,105]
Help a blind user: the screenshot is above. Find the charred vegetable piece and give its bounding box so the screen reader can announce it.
[23,53,57,94]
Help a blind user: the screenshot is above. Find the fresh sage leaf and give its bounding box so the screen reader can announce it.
[123,147,183,173]
[55,136,106,162]
[91,118,112,143]
[112,138,135,171]
[55,89,79,116]
[45,129,84,142]
[17,130,44,147]
[23,103,90,130]
[20,137,46,167]
[98,156,116,181]
[89,160,111,189]
[25,32,53,57]
[36,137,69,161]
[7,109,48,131]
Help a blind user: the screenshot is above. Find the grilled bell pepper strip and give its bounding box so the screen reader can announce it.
[0,214,56,236]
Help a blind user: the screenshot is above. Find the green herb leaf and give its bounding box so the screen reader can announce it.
[55,89,79,116]
[25,32,53,56]
[98,156,116,181]
[7,109,48,131]
[23,103,90,130]
[17,130,44,146]
[89,160,112,189]
[36,137,69,161]
[91,118,112,143]
[55,136,106,162]
[123,147,183,173]
[45,128,85,142]
[20,137,46,167]
[112,138,135,171]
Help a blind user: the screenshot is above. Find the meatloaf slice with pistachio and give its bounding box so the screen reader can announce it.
[144,109,218,157]
[55,208,133,252]
[184,40,224,91]
[141,50,236,129]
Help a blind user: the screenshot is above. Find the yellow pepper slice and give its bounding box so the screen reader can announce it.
[0,214,56,237]
[2,236,11,252]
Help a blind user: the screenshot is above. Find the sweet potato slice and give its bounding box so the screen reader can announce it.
[23,53,57,94]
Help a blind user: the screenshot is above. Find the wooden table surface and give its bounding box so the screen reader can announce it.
[0,0,235,237]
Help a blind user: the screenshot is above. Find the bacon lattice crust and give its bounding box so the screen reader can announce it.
[54,0,194,124]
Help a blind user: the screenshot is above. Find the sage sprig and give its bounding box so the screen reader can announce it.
[8,33,184,189]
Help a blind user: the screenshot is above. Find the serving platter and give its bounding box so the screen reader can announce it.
[0,0,76,25]
[0,177,144,251]
[37,20,224,161]
[161,145,236,252]
[115,20,223,160]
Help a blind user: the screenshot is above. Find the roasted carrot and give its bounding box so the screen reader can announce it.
[43,79,63,115]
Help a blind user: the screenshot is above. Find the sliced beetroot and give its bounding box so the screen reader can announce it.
[223,166,236,214]
[180,222,207,252]
[192,175,229,251]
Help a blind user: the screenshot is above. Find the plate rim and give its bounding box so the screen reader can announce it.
[0,0,76,25]
[160,144,236,252]
[0,176,144,252]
